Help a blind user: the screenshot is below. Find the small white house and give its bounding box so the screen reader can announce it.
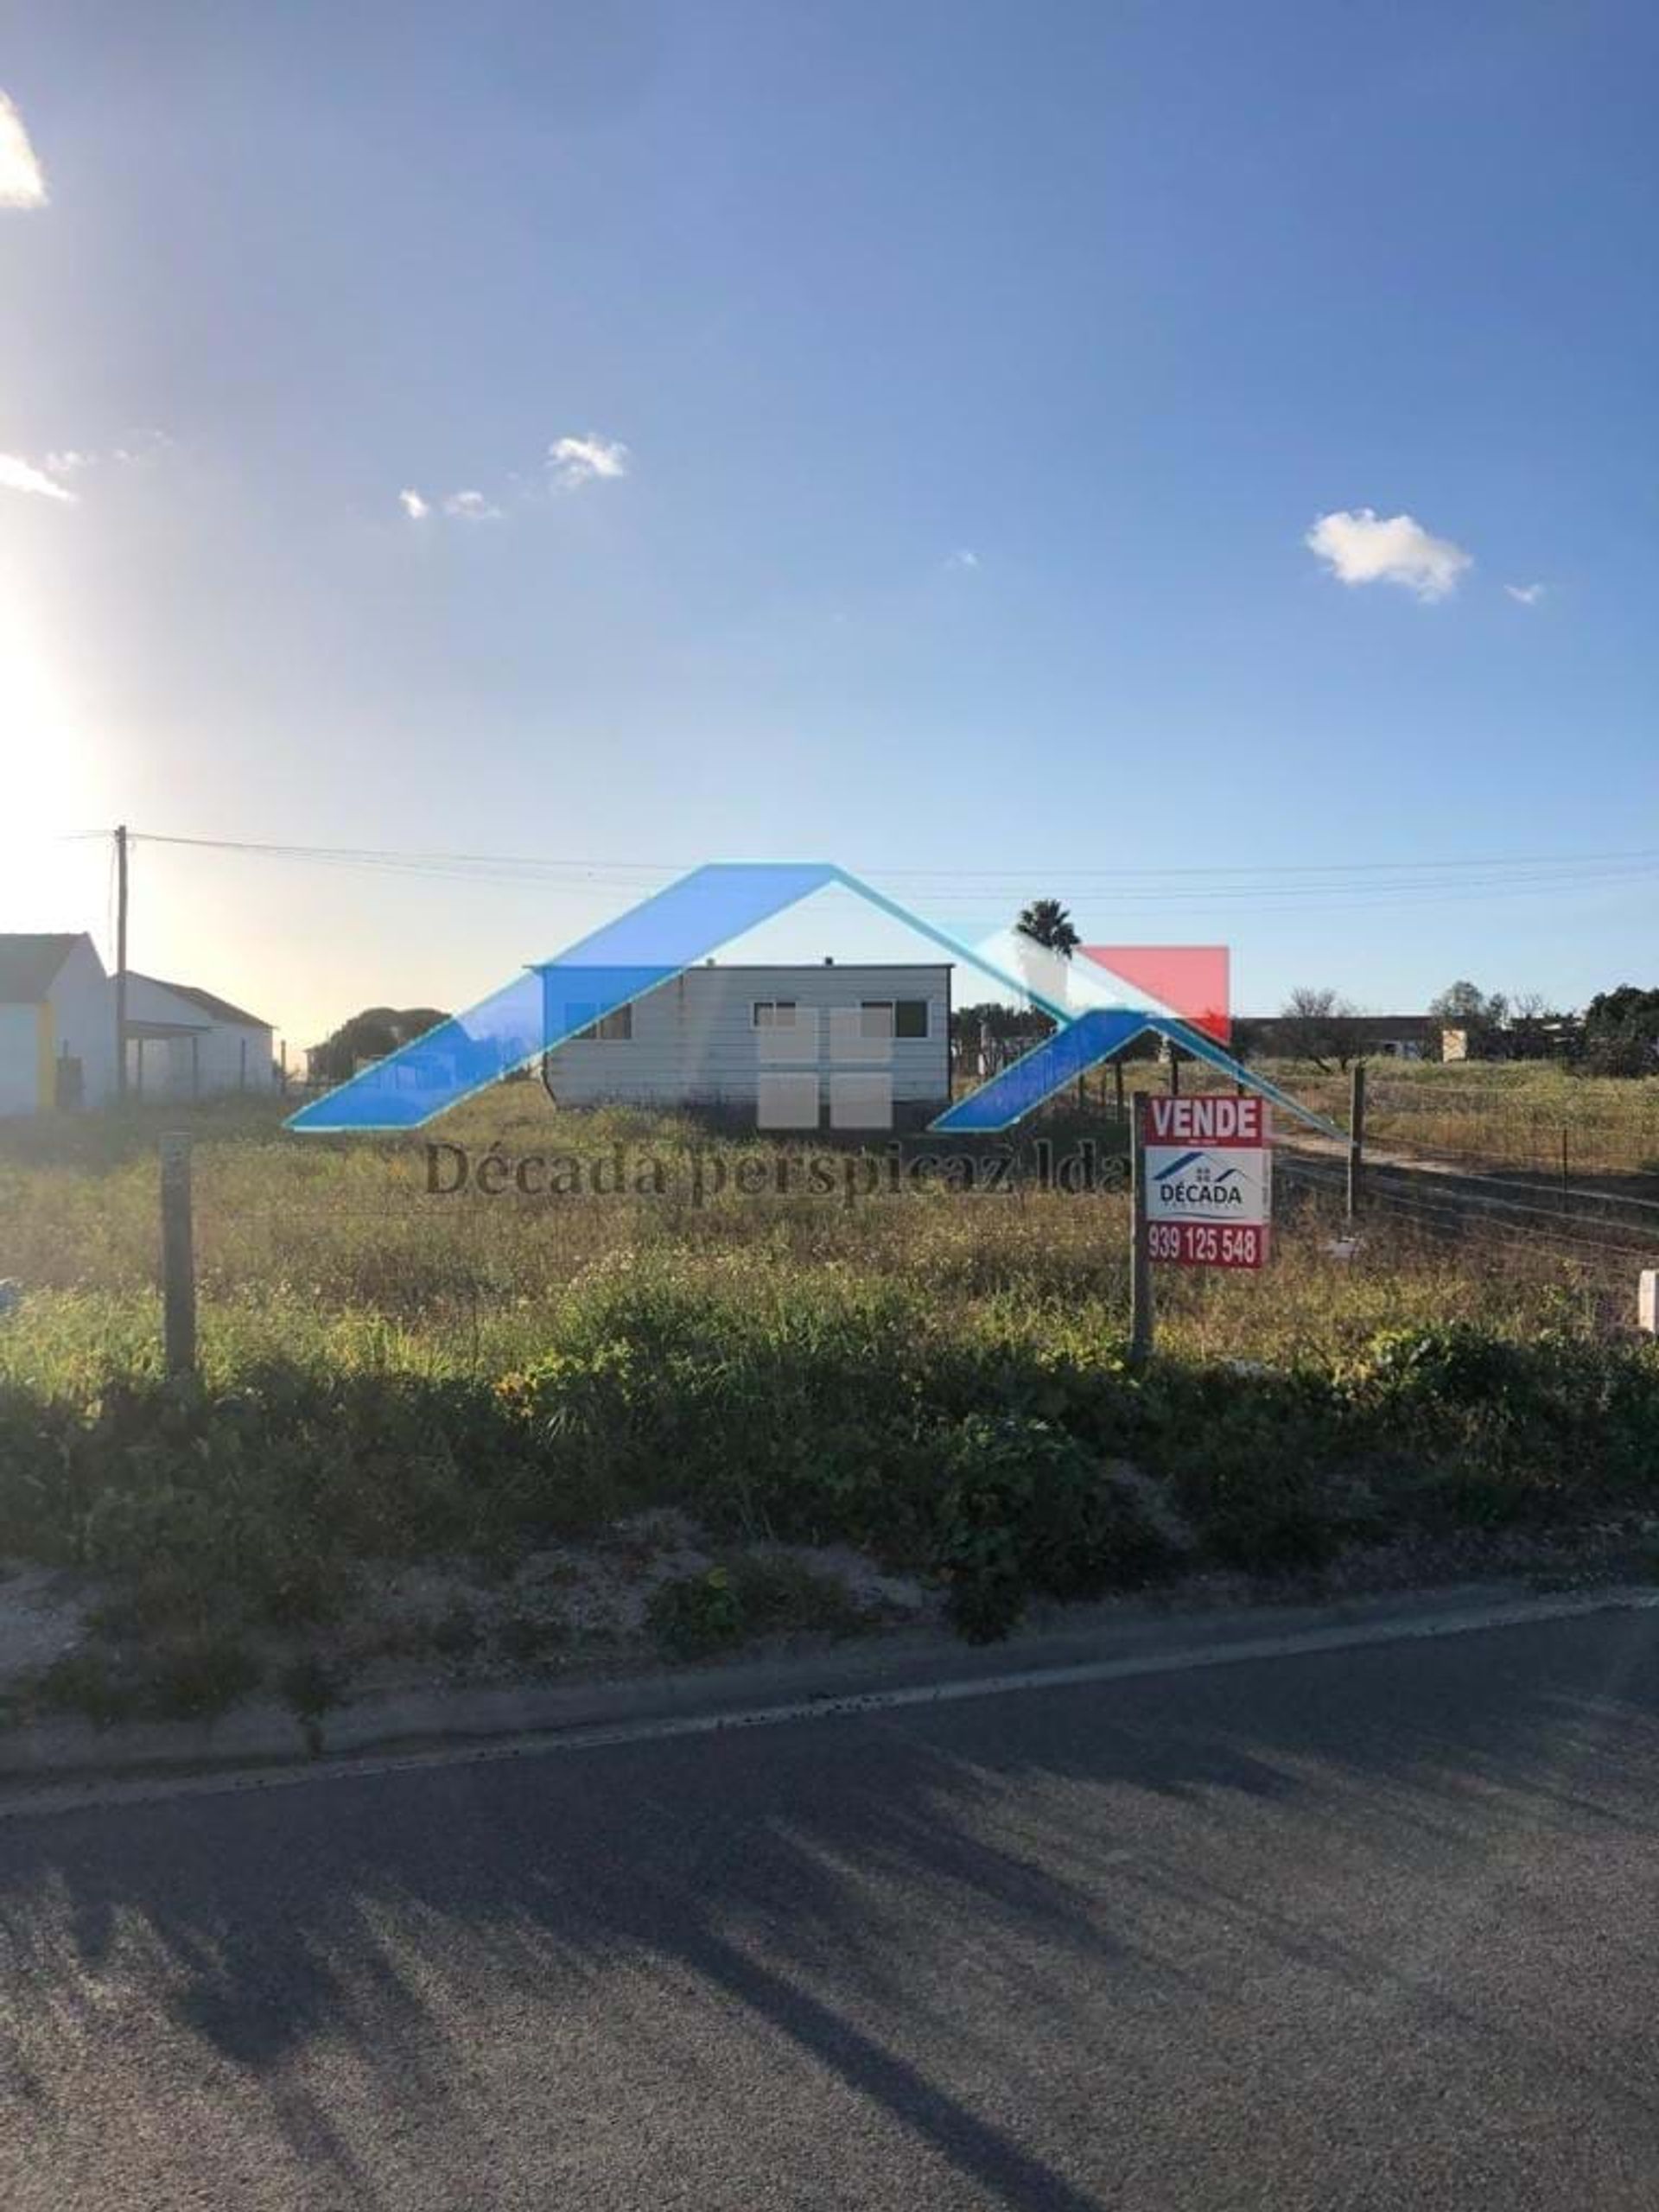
[0,933,119,1113]
[539,962,952,1128]
[124,974,276,1099]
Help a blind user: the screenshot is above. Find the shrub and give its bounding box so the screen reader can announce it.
[725,1553,869,1639]
[277,1653,349,1756]
[35,1646,141,1729]
[6,1280,1659,1669]
[645,1567,745,1660]
[148,1634,263,1721]
[644,1554,867,1659]
[931,1414,1179,1642]
[36,1633,260,1726]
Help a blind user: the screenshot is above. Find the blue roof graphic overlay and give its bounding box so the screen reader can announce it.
[931,1009,1151,1132]
[288,862,838,1130]
[287,858,1348,1140]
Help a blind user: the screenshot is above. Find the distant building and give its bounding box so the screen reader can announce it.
[1244,1013,1437,1061]
[539,962,952,1128]
[0,933,118,1114]
[124,975,276,1098]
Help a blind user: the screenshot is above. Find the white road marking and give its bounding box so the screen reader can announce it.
[2,1586,1655,1825]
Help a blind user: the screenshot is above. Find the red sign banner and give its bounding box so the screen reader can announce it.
[1147,1220,1268,1269]
[1141,1094,1268,1147]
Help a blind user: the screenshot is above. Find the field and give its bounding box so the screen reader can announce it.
[1264,1058,1659,1181]
[1,1071,1657,1728]
[1,1079,1642,1385]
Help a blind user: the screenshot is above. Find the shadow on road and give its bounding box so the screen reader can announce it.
[4,1607,1659,2206]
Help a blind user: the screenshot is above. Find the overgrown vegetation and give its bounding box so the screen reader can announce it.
[3,1266,1656,1658]
[1,1090,1656,1707]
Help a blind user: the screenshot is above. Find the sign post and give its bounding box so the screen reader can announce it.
[1141,1092,1273,1272]
[1128,1099,1154,1370]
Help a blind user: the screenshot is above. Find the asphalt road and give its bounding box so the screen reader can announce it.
[6,1609,1659,2210]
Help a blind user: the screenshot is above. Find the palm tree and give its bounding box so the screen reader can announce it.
[1014,898,1079,958]
[1014,898,1084,1103]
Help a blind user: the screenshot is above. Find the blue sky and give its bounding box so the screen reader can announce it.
[2,0,1656,1049]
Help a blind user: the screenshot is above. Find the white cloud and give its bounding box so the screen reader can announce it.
[36,432,171,479]
[550,432,631,490]
[0,453,76,504]
[109,429,173,465]
[1305,508,1472,602]
[944,547,980,571]
[396,435,628,523]
[0,92,46,210]
[1505,582,1546,606]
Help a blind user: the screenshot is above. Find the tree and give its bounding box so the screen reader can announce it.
[1227,1016,1265,1065]
[1428,980,1501,1023]
[1581,985,1659,1077]
[951,999,1053,1076]
[1427,978,1510,1052]
[1014,899,1079,958]
[309,1005,448,1083]
[1012,899,1084,1100]
[1278,987,1363,1072]
[1507,991,1569,1062]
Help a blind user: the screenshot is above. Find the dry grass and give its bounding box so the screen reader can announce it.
[1236,1058,1659,1179]
[0,1082,1627,1398]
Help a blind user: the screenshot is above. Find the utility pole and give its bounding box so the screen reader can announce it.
[114,823,130,1100]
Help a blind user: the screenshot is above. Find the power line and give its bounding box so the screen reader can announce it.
[120,830,1659,911]
[129,829,1659,877]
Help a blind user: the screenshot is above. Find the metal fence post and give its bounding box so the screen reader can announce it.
[160,1133,197,1377]
[1345,1061,1366,1223]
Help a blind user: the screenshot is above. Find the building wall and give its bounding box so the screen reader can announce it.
[47,938,116,1107]
[193,1020,275,1093]
[541,964,950,1119]
[0,1004,41,1115]
[124,976,275,1096]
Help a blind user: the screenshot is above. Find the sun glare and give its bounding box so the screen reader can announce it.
[0,588,99,921]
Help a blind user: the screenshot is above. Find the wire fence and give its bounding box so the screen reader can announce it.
[1278,1074,1658,1182]
[1279,1153,1659,1290]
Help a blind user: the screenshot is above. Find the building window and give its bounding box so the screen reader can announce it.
[861,999,929,1039]
[752,1000,799,1029]
[574,1005,632,1042]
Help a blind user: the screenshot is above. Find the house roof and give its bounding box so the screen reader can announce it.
[128,973,271,1029]
[0,933,84,1004]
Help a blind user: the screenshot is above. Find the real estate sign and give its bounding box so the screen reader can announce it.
[1140,1093,1272,1269]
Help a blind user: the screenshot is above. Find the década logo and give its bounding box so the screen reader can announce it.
[287,861,1340,1137]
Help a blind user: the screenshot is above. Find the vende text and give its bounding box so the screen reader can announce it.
[1142,1095,1268,1147]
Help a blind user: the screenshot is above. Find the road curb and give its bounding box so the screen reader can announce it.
[3,1580,1656,1819]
